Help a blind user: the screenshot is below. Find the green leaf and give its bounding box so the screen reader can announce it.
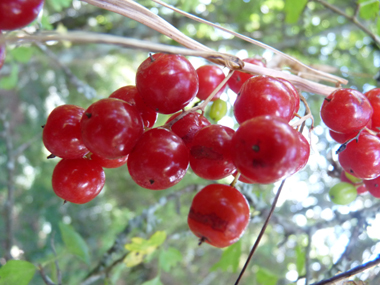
[256,267,278,285]
[59,222,90,265]
[0,64,19,90]
[141,276,163,285]
[41,14,54,30]
[159,247,182,272]
[210,240,241,273]
[49,0,73,12]
[10,47,34,64]
[284,0,308,24]
[125,231,166,253]
[295,244,306,276]
[0,260,36,285]
[358,0,379,20]
[148,231,167,247]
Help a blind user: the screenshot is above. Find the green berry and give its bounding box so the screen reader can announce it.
[344,172,362,184]
[329,182,357,205]
[209,99,227,121]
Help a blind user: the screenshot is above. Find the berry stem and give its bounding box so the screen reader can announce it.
[230,171,241,188]
[234,180,286,285]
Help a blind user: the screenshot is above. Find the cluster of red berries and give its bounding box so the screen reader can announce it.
[321,88,380,201]
[43,52,312,247]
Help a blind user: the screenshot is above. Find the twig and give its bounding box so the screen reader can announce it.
[314,0,380,47]
[234,180,286,285]
[38,264,57,285]
[310,254,380,285]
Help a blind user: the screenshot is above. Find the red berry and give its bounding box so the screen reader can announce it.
[136,53,199,114]
[234,75,297,124]
[166,112,210,149]
[231,116,300,184]
[109,85,157,128]
[190,125,236,180]
[276,77,300,115]
[52,158,105,204]
[228,58,266,94]
[187,184,250,248]
[320,88,373,134]
[196,65,226,101]
[80,98,144,159]
[364,88,380,132]
[364,176,380,198]
[356,184,368,195]
[329,129,359,144]
[89,153,128,169]
[338,133,380,179]
[292,132,310,174]
[127,128,189,190]
[0,0,44,30]
[43,105,89,159]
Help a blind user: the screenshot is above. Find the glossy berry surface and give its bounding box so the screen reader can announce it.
[166,112,210,149]
[196,65,226,101]
[364,176,380,198]
[231,116,300,184]
[276,77,300,114]
[80,98,144,159]
[320,88,373,134]
[329,129,359,144]
[43,105,89,159]
[234,75,296,124]
[209,99,227,122]
[338,133,380,179]
[0,0,44,30]
[292,132,310,174]
[329,182,357,205]
[227,58,266,94]
[136,53,199,114]
[109,85,157,128]
[190,125,236,180]
[89,153,128,169]
[364,88,380,132]
[127,128,189,190]
[187,184,250,248]
[52,158,105,204]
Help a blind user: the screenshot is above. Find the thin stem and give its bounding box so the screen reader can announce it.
[234,180,286,285]
[38,264,57,285]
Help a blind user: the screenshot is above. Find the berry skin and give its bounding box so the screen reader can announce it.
[190,125,236,180]
[329,182,357,205]
[364,176,380,197]
[80,98,144,159]
[0,0,44,30]
[136,53,199,114]
[127,128,189,190]
[231,116,300,184]
[43,105,89,159]
[166,112,210,149]
[52,158,105,204]
[234,75,297,124]
[196,65,226,101]
[89,153,128,169]
[320,88,373,134]
[364,88,380,132]
[109,85,157,128]
[209,99,227,122]
[329,129,360,144]
[188,184,250,248]
[338,133,380,179]
[227,58,266,94]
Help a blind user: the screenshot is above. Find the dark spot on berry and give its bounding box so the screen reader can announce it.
[85,112,92,118]
[41,125,45,128]
[149,179,155,184]
[47,154,56,159]
[375,183,378,187]
[252,145,260,152]
[324,98,331,102]
[350,169,354,173]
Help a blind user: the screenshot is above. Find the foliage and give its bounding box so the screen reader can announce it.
[1,0,380,284]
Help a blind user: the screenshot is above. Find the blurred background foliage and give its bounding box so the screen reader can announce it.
[1,0,380,284]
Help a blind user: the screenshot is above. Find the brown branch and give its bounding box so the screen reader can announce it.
[314,0,380,47]
[310,254,380,285]
[38,264,57,285]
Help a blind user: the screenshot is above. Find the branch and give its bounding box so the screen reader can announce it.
[310,254,380,285]
[38,264,57,285]
[314,0,380,47]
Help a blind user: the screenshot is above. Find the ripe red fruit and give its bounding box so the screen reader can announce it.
[293,132,310,174]
[196,65,226,101]
[43,105,89,159]
[52,158,105,204]
[127,128,189,190]
[276,77,300,114]
[0,0,44,30]
[364,88,380,132]
[166,112,210,148]
[329,129,360,144]
[364,176,380,198]
[109,85,157,128]
[338,133,380,179]
[320,88,373,134]
[89,153,128,169]
[80,98,144,159]
[231,116,300,184]
[228,58,266,94]
[187,184,250,248]
[356,184,368,195]
[234,75,297,124]
[136,53,199,114]
[189,125,236,180]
